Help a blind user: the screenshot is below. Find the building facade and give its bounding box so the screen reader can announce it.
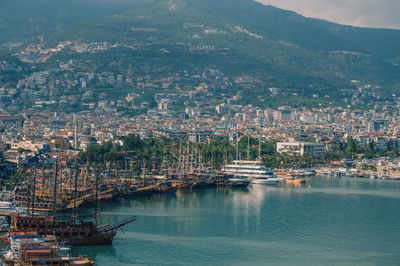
[276,141,325,156]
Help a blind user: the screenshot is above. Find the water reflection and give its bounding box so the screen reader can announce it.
[74,244,116,258]
[73,176,400,265]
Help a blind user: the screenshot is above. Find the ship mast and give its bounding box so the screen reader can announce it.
[74,159,79,225]
[73,114,79,150]
[236,133,239,161]
[94,163,100,227]
[52,160,58,232]
[27,165,31,215]
[31,163,37,216]
[247,135,250,160]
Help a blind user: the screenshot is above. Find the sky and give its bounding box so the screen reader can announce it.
[256,0,400,29]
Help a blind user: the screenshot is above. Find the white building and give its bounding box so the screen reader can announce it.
[273,109,292,121]
[354,135,370,148]
[188,130,212,143]
[157,99,172,110]
[276,141,325,156]
[366,120,389,132]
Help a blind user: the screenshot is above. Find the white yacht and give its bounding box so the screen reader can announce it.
[0,201,23,215]
[222,160,281,185]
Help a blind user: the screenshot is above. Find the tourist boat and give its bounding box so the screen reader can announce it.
[285,176,309,184]
[285,178,308,184]
[223,176,251,187]
[0,201,23,216]
[1,231,95,265]
[5,161,137,246]
[189,178,216,189]
[251,176,282,185]
[153,181,177,193]
[298,169,316,176]
[222,160,281,186]
[282,171,309,184]
[9,214,113,246]
[14,196,57,213]
[8,213,136,246]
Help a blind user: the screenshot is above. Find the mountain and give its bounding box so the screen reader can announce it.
[0,0,151,44]
[191,0,400,60]
[3,0,400,109]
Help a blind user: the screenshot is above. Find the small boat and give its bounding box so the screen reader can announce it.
[250,177,282,185]
[224,177,251,187]
[68,256,96,265]
[154,181,177,193]
[285,178,309,184]
[301,170,316,176]
[0,201,23,216]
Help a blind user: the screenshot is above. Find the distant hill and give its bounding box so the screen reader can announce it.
[0,0,151,44]
[191,0,400,60]
[5,0,400,107]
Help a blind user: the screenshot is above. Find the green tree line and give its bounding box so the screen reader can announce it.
[78,134,400,170]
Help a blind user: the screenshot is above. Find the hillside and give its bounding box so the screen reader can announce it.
[2,0,400,110]
[0,0,151,44]
[191,0,400,59]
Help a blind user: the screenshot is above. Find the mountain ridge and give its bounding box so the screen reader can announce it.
[0,0,152,44]
[3,0,400,108]
[187,0,400,59]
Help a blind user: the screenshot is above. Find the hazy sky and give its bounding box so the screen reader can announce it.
[257,0,400,29]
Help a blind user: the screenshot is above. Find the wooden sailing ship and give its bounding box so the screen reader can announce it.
[9,214,117,246]
[9,161,135,246]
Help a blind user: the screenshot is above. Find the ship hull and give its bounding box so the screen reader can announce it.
[225,179,250,187]
[251,180,279,185]
[9,214,116,246]
[65,231,115,246]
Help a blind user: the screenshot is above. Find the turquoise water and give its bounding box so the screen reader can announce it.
[75,176,400,265]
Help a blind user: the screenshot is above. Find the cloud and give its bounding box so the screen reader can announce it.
[256,0,400,29]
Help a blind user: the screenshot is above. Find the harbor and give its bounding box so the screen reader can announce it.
[0,152,309,265]
[73,175,400,265]
[0,158,399,265]
[0,138,398,265]
[1,0,400,264]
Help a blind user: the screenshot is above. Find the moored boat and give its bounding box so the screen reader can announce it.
[224,176,251,187]
[285,177,309,184]
[0,201,24,216]
[250,177,282,185]
[8,213,135,246]
[222,160,280,186]
[1,231,95,265]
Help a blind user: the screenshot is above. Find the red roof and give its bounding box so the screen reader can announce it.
[330,161,344,165]
[367,132,385,136]
[3,151,18,158]
[56,131,69,137]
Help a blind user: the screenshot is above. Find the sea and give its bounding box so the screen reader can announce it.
[74,176,400,265]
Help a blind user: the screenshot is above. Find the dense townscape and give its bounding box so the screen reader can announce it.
[0,0,400,265]
[1,35,400,181]
[2,94,400,182]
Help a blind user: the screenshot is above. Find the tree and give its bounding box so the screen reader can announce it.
[346,137,358,153]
